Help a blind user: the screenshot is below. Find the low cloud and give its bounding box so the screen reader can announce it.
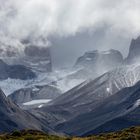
[0,0,140,48]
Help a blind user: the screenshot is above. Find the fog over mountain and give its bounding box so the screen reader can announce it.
[50,30,131,68]
[1,0,140,68]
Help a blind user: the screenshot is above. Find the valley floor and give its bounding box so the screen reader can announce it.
[1,126,140,140]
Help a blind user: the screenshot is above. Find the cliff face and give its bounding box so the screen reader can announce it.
[126,36,140,64]
[23,45,52,72]
[74,49,123,78]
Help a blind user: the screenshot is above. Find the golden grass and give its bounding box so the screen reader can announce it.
[0,126,140,140]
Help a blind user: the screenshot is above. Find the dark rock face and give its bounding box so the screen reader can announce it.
[8,85,61,105]
[0,88,52,133]
[126,36,140,64]
[75,49,123,77]
[25,46,50,58]
[0,59,36,80]
[85,111,140,136]
[23,45,52,72]
[82,82,140,136]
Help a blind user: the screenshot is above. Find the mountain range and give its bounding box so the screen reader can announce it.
[0,36,140,136]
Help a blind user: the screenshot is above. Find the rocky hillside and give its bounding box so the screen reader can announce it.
[0,88,53,133]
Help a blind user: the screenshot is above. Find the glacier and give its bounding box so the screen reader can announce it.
[0,68,85,96]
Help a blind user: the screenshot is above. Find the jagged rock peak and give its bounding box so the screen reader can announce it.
[126,36,140,64]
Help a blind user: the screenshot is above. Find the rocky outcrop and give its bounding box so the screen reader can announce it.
[0,59,36,80]
[24,45,52,72]
[126,36,140,64]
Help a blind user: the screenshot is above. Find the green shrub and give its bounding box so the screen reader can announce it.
[11,130,21,137]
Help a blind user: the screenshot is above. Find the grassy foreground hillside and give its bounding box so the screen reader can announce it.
[0,126,140,140]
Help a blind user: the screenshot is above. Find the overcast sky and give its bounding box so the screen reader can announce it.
[0,0,140,68]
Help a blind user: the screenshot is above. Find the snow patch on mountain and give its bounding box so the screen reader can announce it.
[106,88,110,92]
[23,99,51,106]
[38,104,44,108]
[105,64,140,95]
[134,99,140,108]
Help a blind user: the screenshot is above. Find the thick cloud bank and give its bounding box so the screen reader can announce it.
[0,0,140,48]
[0,0,140,40]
